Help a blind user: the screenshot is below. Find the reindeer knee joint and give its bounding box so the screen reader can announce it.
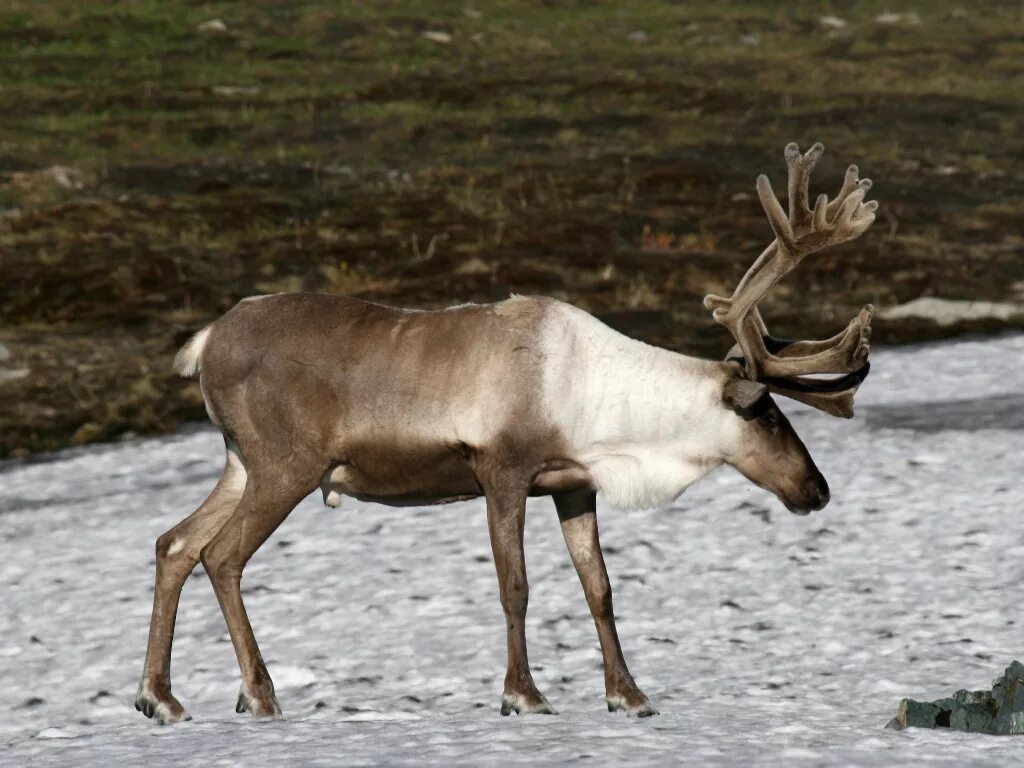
[156,531,186,560]
[200,546,241,585]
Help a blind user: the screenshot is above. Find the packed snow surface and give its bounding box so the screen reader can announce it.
[2,334,1023,766]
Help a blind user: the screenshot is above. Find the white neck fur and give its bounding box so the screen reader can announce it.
[539,301,731,510]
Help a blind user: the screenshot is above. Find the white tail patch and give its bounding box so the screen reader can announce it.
[173,325,213,378]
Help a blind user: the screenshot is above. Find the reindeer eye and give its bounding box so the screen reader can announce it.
[759,411,779,434]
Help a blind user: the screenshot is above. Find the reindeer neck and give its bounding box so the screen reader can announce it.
[595,341,720,443]
[541,301,728,449]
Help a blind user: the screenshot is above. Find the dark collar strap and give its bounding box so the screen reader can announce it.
[765,362,870,393]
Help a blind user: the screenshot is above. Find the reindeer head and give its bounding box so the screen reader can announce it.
[707,142,877,513]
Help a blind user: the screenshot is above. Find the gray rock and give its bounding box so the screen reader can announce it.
[993,667,1024,718]
[953,688,995,707]
[933,696,958,712]
[890,661,1024,733]
[949,705,994,733]
[992,711,1024,735]
[0,342,9,362]
[1000,679,1024,713]
[992,678,1007,705]
[897,699,941,729]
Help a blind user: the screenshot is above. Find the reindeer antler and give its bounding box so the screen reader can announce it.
[704,143,878,418]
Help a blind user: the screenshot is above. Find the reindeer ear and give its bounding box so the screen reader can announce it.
[723,379,768,412]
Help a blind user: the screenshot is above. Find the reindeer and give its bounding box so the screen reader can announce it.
[137,143,877,724]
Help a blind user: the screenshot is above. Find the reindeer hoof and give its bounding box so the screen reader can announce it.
[135,688,192,725]
[607,692,660,717]
[236,688,283,718]
[500,690,558,716]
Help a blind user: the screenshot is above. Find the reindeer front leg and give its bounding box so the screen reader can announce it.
[480,469,556,716]
[554,490,658,717]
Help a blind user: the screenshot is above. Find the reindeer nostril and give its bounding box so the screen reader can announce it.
[816,484,830,508]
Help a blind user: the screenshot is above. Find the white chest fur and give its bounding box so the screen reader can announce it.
[580,441,718,510]
[538,301,729,510]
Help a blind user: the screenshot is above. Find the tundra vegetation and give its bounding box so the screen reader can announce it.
[0,1,1022,457]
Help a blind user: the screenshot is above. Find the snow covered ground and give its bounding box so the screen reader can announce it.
[2,333,1023,766]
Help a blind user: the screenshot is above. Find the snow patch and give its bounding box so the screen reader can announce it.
[35,728,73,739]
[1,334,1023,765]
[268,665,316,689]
[879,297,1024,326]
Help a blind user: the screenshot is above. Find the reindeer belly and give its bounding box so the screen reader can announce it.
[319,446,482,508]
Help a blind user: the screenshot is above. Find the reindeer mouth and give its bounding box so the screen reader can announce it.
[783,483,830,515]
[784,501,813,516]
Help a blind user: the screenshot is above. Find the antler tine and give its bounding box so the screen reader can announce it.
[755,174,795,254]
[825,164,861,219]
[762,305,874,360]
[765,381,862,419]
[812,193,829,231]
[836,185,878,240]
[785,142,824,228]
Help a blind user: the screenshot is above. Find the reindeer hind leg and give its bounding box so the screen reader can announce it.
[199,456,325,718]
[137,437,247,724]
